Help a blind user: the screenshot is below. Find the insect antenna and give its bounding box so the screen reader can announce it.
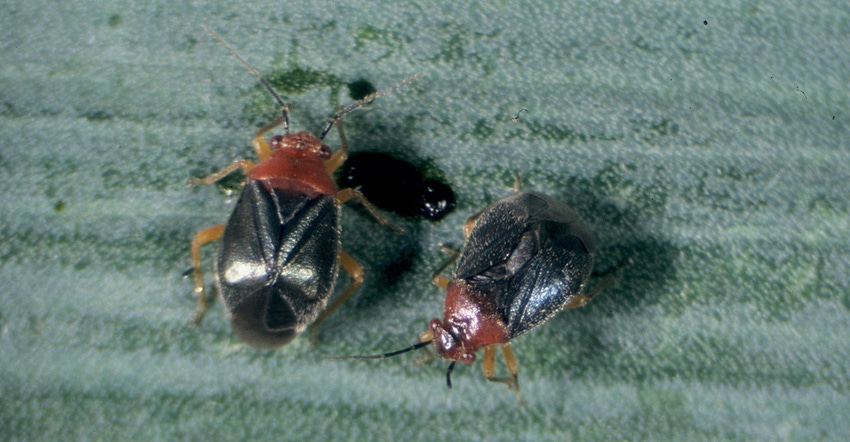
[324,340,432,360]
[319,73,425,140]
[201,24,291,134]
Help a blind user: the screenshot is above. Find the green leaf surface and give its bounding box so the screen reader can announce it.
[2,0,848,440]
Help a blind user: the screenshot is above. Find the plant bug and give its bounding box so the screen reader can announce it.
[330,191,629,401]
[189,25,422,349]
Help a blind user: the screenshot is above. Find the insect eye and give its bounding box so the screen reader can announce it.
[318,145,333,159]
[269,135,285,150]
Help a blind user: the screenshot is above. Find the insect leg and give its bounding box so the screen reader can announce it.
[512,175,523,192]
[431,246,459,289]
[482,344,524,404]
[324,113,349,174]
[462,208,487,239]
[567,257,634,309]
[187,159,256,186]
[482,345,497,377]
[252,115,287,160]
[189,224,225,325]
[310,248,364,343]
[330,115,403,232]
[337,187,403,234]
[188,113,285,187]
[501,343,524,405]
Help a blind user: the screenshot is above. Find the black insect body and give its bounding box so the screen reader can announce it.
[216,182,340,348]
[336,152,455,220]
